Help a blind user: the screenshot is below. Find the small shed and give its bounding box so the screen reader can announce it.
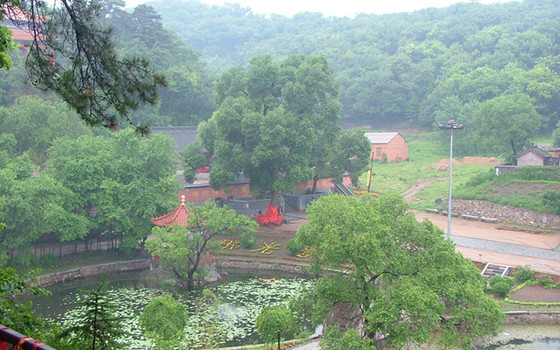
[516,147,552,166]
[365,132,408,162]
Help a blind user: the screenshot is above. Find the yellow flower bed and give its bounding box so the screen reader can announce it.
[297,246,311,258]
[250,242,280,255]
[221,239,240,250]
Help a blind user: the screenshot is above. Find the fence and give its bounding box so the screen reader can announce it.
[0,325,55,350]
[283,192,328,212]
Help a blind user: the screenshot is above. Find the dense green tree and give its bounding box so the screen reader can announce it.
[0,155,90,266]
[182,141,208,183]
[61,274,126,350]
[469,93,542,156]
[256,306,297,350]
[296,193,503,349]
[96,129,179,249]
[0,96,92,164]
[201,54,344,206]
[45,129,178,251]
[145,201,257,289]
[139,294,187,349]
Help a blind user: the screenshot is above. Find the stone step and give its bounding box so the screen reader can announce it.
[481,263,511,279]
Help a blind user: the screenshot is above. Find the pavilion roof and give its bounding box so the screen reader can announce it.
[151,195,191,227]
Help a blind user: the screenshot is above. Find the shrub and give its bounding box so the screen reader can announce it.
[515,266,534,283]
[542,191,560,215]
[240,231,257,248]
[489,275,515,288]
[286,238,304,256]
[493,281,511,297]
[537,274,554,288]
[33,253,58,268]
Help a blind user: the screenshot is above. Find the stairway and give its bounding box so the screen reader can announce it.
[333,183,354,196]
[481,263,511,279]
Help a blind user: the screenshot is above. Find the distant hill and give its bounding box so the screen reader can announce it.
[146,0,559,136]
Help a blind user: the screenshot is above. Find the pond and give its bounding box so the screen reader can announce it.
[30,270,560,350]
[474,325,560,350]
[30,269,315,349]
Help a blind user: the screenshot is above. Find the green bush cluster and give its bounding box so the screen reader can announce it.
[488,275,515,297]
[537,274,555,288]
[542,190,560,215]
[514,266,534,283]
[509,166,560,182]
[240,231,257,248]
[286,238,305,256]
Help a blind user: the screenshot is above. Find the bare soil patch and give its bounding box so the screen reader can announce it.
[427,156,501,172]
[509,285,560,303]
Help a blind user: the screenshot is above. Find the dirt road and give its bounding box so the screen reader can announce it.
[415,211,560,276]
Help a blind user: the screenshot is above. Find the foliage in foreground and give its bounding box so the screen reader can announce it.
[60,274,126,350]
[296,193,504,349]
[0,267,47,334]
[256,305,297,350]
[139,294,187,348]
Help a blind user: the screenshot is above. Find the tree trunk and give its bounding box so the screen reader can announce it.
[311,175,319,194]
[270,190,280,207]
[510,139,517,156]
[277,332,281,350]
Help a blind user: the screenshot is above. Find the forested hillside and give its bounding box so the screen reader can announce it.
[147,0,560,156]
[1,0,559,155]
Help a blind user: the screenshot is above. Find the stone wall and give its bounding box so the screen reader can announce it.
[213,257,310,275]
[452,199,560,230]
[504,311,560,324]
[35,259,150,286]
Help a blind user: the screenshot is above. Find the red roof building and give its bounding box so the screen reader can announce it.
[151,195,192,227]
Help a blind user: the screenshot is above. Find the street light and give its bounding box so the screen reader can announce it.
[438,119,464,237]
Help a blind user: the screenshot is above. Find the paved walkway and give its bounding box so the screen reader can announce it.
[285,210,560,276]
[291,340,321,350]
[415,212,560,276]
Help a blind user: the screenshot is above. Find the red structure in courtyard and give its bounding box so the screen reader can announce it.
[255,205,283,226]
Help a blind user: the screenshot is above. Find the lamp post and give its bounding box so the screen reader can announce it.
[438,119,464,237]
[367,150,374,193]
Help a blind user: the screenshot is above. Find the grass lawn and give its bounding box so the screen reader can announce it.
[359,131,499,210]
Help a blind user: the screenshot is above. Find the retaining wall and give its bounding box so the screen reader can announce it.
[504,311,560,324]
[34,259,150,287]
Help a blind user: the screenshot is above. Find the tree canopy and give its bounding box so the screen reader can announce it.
[256,306,297,350]
[151,0,559,155]
[199,54,369,205]
[0,127,179,267]
[295,193,503,349]
[1,0,216,130]
[145,201,257,289]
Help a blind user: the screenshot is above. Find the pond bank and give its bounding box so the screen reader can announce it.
[33,256,560,326]
[34,259,151,286]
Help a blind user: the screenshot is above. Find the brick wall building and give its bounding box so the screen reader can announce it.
[365,132,408,162]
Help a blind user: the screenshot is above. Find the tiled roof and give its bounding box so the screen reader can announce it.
[364,132,399,144]
[151,196,191,226]
[517,147,551,160]
[151,126,198,152]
